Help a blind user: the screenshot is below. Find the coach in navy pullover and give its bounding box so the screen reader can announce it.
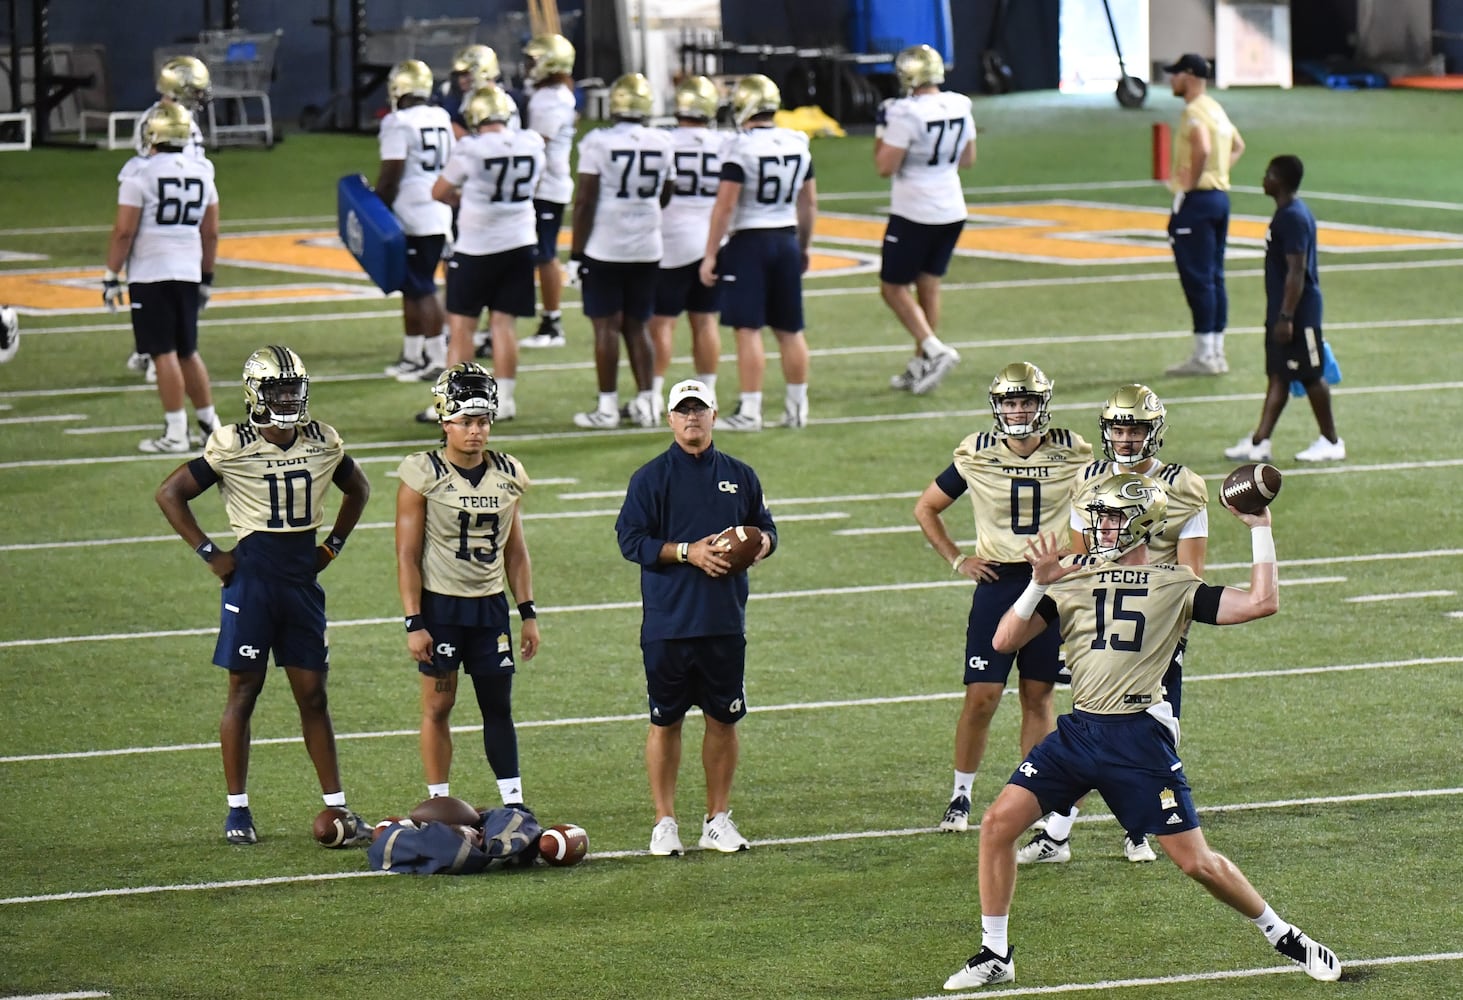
[616,381,777,642]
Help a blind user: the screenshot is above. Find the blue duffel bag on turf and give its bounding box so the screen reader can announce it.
[337,174,405,294]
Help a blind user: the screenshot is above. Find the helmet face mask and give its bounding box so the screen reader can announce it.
[1100,383,1166,465]
[242,346,310,429]
[433,363,498,423]
[156,56,212,111]
[988,362,1053,438]
[387,59,434,105]
[608,73,654,120]
[1083,473,1168,561]
[731,74,782,126]
[674,75,720,121]
[451,45,500,89]
[523,34,575,84]
[463,85,515,128]
[895,44,946,93]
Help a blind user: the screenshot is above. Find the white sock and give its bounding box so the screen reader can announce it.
[1211,331,1225,356]
[404,334,425,360]
[922,335,947,357]
[1045,806,1079,841]
[427,782,450,798]
[497,777,523,805]
[598,391,619,415]
[1198,332,1219,358]
[785,383,808,407]
[952,770,976,801]
[322,791,346,808]
[497,377,515,404]
[739,391,762,417]
[698,373,717,394]
[196,405,218,432]
[980,915,1009,957]
[227,793,249,808]
[425,335,448,367]
[651,375,664,398]
[164,409,187,441]
[1251,904,1288,945]
[544,310,561,321]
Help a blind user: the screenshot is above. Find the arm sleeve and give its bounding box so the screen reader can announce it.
[745,468,778,556]
[378,118,407,160]
[881,106,914,150]
[118,173,146,208]
[186,456,219,489]
[332,455,358,488]
[1276,211,1310,256]
[1191,583,1225,625]
[614,470,664,566]
[720,160,746,184]
[1034,594,1059,624]
[934,463,967,500]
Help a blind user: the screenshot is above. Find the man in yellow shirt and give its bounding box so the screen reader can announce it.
[1162,54,1245,377]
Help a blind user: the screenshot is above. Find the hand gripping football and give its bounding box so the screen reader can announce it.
[1220,463,1283,514]
[712,525,763,573]
[538,823,589,866]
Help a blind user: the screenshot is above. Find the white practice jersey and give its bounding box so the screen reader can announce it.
[378,103,455,236]
[661,126,723,269]
[720,126,814,233]
[442,128,546,256]
[116,151,219,284]
[577,122,674,263]
[132,100,207,160]
[882,90,975,225]
[526,84,577,204]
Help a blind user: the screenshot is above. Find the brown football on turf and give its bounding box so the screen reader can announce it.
[313,806,355,848]
[1221,463,1283,514]
[372,817,412,842]
[409,795,481,827]
[538,823,589,866]
[712,525,763,573]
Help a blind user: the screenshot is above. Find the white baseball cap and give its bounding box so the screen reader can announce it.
[667,379,716,411]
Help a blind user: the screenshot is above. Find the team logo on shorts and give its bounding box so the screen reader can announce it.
[1159,787,1177,811]
[497,632,511,653]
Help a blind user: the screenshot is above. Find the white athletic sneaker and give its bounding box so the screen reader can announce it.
[384,354,428,378]
[699,810,750,852]
[911,348,960,395]
[1223,435,1273,463]
[776,399,808,428]
[1015,832,1071,864]
[939,795,971,833]
[1273,928,1342,982]
[126,351,150,373]
[1166,351,1225,376]
[521,317,566,348]
[890,356,925,391]
[649,817,684,857]
[1294,436,1346,463]
[573,408,620,430]
[495,397,516,422]
[1123,836,1158,863]
[626,396,657,428]
[138,434,191,454]
[144,358,158,384]
[944,946,1015,990]
[714,407,763,432]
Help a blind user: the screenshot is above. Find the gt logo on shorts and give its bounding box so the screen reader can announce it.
[1018,761,1039,777]
[238,645,260,659]
[435,642,457,657]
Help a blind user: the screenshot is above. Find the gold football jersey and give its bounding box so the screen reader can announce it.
[1172,94,1241,193]
[203,421,345,539]
[1071,461,1207,565]
[398,449,530,598]
[951,428,1093,563]
[1049,560,1204,715]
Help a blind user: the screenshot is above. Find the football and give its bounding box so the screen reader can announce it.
[711,524,763,574]
[538,823,589,866]
[312,806,357,848]
[409,794,481,827]
[372,817,412,841]
[1221,462,1284,514]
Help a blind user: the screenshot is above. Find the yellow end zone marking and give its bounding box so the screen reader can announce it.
[817,201,1462,264]
[0,267,378,314]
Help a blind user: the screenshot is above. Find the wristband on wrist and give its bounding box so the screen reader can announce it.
[1277,311,1293,322]
[676,541,689,564]
[950,553,966,573]
[517,601,537,620]
[321,533,346,558]
[405,615,426,633]
[1011,580,1050,620]
[202,272,214,286]
[195,539,218,563]
[1251,525,1276,564]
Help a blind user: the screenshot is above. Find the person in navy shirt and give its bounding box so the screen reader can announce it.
[1224,154,1345,464]
[616,379,777,857]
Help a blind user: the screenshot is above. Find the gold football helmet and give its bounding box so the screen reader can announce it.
[1082,472,1168,561]
[674,74,720,121]
[451,44,500,88]
[523,34,575,84]
[156,56,211,110]
[608,73,654,120]
[432,363,498,422]
[462,85,516,129]
[387,59,433,104]
[988,362,1053,438]
[1099,383,1167,465]
[242,346,310,428]
[731,74,782,126]
[895,44,946,93]
[141,103,193,149]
